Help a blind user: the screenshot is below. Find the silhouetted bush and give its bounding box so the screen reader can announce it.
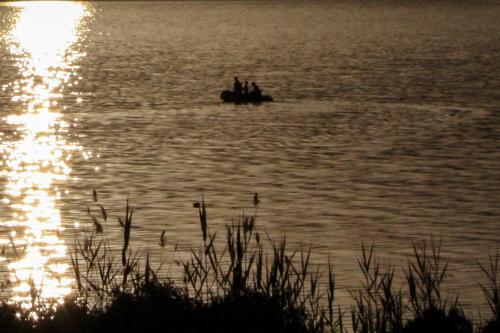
[0,303,31,333]
[36,300,92,333]
[94,281,200,333]
[202,290,309,333]
[403,307,473,333]
[481,318,500,333]
[73,282,310,333]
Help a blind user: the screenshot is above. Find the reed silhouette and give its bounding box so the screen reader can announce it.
[0,193,498,333]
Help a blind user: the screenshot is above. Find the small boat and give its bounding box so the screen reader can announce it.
[220,90,273,104]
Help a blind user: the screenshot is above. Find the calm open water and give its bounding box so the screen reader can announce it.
[0,0,499,316]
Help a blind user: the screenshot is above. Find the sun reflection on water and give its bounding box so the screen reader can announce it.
[0,1,90,318]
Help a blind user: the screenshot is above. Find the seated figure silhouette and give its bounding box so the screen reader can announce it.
[251,82,262,98]
[243,81,249,95]
[233,77,243,94]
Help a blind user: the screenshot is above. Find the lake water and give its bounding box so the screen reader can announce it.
[0,0,499,318]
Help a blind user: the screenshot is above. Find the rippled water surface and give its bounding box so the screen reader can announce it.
[0,0,499,315]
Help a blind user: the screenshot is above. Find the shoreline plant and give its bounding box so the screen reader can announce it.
[0,193,498,333]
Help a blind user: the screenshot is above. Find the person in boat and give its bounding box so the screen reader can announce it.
[243,81,249,95]
[251,82,262,98]
[233,77,243,94]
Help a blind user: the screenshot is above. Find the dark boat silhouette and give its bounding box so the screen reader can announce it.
[220,90,273,104]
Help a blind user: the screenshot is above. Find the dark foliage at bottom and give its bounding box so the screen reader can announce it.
[94,281,200,333]
[203,290,309,333]
[0,282,312,333]
[402,307,473,333]
[480,318,500,333]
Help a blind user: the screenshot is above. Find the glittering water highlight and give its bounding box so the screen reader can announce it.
[0,1,90,318]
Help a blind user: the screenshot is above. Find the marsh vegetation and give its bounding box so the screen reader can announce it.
[0,193,498,333]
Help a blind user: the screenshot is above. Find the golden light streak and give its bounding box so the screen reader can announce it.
[0,1,90,318]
